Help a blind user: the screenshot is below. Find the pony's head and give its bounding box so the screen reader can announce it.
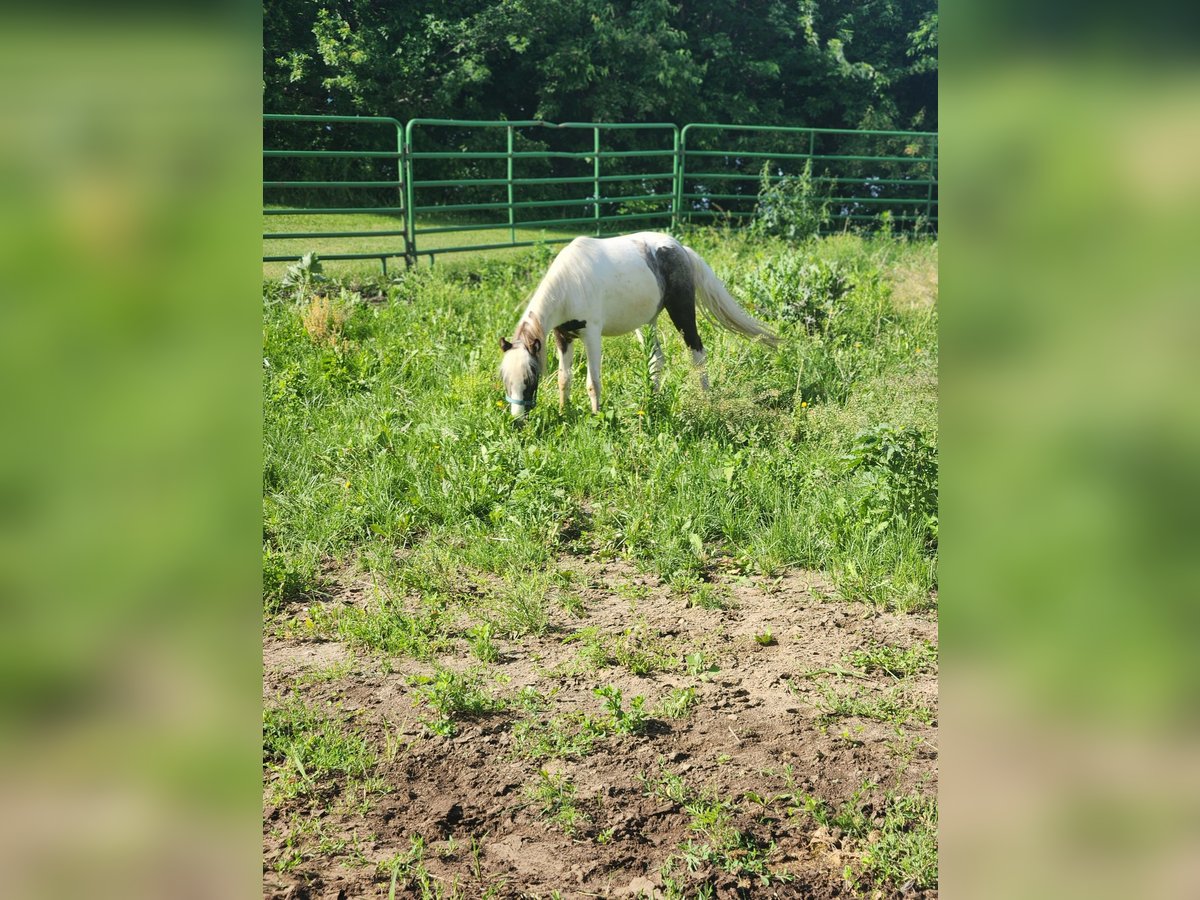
[499,334,542,418]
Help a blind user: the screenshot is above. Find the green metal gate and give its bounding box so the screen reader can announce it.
[678,123,937,230]
[262,114,409,274]
[263,115,937,271]
[403,119,679,265]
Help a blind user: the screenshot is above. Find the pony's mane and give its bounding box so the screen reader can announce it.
[533,237,596,307]
[513,311,544,350]
[500,311,543,386]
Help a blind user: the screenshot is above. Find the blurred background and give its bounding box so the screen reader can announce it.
[942,2,1200,897]
[1,1,1198,897]
[0,7,261,899]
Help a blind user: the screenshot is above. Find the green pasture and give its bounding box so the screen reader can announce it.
[262,229,938,615]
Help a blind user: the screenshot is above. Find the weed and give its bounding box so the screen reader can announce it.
[594,685,649,734]
[281,251,327,303]
[524,770,584,834]
[655,686,699,719]
[750,159,829,242]
[846,640,937,678]
[812,683,934,727]
[263,696,375,800]
[754,628,776,646]
[377,835,464,899]
[302,293,351,346]
[842,423,938,546]
[411,668,505,737]
[469,622,500,663]
[685,651,715,678]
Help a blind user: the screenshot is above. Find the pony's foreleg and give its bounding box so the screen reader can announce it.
[583,330,603,413]
[635,325,665,392]
[556,333,574,410]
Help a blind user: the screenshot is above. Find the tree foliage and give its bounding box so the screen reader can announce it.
[264,0,938,131]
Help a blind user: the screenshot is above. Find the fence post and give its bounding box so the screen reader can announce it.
[674,125,687,230]
[593,127,601,236]
[671,127,681,231]
[396,122,411,269]
[926,134,937,232]
[507,125,516,244]
[403,121,417,268]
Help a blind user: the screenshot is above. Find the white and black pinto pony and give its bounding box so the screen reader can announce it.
[499,231,779,417]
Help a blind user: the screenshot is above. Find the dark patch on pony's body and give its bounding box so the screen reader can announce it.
[556,318,586,339]
[647,242,703,352]
[633,238,667,306]
[553,319,586,360]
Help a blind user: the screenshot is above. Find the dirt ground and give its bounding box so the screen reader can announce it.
[263,561,937,899]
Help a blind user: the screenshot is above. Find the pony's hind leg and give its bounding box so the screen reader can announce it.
[635,324,665,392]
[555,331,574,410]
[664,295,710,392]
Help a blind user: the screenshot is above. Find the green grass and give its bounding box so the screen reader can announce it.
[524,770,584,834]
[263,208,582,279]
[410,667,506,736]
[263,230,937,623]
[510,685,650,760]
[812,683,935,728]
[845,640,937,678]
[263,696,377,800]
[642,766,793,891]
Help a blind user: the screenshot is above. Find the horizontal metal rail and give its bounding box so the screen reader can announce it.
[263,115,937,270]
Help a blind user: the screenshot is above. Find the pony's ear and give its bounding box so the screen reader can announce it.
[500,336,513,352]
[530,338,542,355]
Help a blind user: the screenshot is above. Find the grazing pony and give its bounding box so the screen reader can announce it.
[499,232,779,417]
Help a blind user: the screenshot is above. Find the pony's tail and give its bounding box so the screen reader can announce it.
[683,245,781,348]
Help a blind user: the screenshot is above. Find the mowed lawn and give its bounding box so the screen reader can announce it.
[263,229,937,614]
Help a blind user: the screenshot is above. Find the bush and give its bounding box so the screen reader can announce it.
[842,424,938,546]
[749,160,829,242]
[746,256,852,333]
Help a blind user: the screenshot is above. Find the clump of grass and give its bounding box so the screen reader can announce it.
[263,696,375,800]
[263,546,319,615]
[812,683,934,727]
[857,791,938,891]
[524,770,584,833]
[612,624,676,676]
[489,579,549,637]
[655,686,699,719]
[845,640,936,678]
[469,622,500,662]
[330,601,451,660]
[512,686,650,760]
[789,780,937,893]
[643,765,792,888]
[410,668,505,736]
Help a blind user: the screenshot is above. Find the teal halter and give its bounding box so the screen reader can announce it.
[506,395,535,409]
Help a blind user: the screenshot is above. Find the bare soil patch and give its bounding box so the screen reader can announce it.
[264,563,937,899]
